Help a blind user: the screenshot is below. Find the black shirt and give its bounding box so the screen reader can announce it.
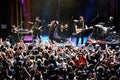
[77,21,86,29]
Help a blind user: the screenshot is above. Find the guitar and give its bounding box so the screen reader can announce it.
[30,26,43,34]
[11,21,23,33]
[28,21,43,32]
[75,26,93,34]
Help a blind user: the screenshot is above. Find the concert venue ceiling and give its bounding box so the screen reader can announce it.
[0,0,119,39]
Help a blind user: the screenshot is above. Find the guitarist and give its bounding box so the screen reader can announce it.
[75,16,88,46]
[29,16,43,40]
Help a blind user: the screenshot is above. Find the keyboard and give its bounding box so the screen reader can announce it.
[18,29,30,34]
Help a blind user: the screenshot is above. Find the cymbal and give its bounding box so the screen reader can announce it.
[74,20,79,22]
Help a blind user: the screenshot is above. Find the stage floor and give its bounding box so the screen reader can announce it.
[33,35,89,47]
[34,34,120,48]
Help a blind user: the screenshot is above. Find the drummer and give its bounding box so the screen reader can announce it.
[106,16,114,27]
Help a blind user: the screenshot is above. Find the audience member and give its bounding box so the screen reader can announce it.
[0,38,120,80]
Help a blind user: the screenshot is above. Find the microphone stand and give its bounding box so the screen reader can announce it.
[91,13,99,25]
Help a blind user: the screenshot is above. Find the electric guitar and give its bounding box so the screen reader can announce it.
[75,26,93,34]
[28,21,43,32]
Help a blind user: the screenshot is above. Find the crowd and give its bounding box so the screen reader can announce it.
[0,37,120,80]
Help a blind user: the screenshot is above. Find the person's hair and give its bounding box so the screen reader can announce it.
[79,16,83,19]
[109,76,118,80]
[29,68,36,76]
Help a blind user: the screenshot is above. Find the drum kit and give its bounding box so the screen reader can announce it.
[92,22,117,42]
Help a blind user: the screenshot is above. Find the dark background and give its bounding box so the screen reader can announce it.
[0,0,10,40]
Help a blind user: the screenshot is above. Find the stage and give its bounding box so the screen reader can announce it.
[21,33,120,49]
[22,35,89,47]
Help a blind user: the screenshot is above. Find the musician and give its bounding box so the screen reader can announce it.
[30,16,42,40]
[75,16,88,46]
[64,24,69,36]
[106,16,114,27]
[48,20,59,43]
[11,25,20,42]
[60,23,69,38]
[58,24,64,37]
